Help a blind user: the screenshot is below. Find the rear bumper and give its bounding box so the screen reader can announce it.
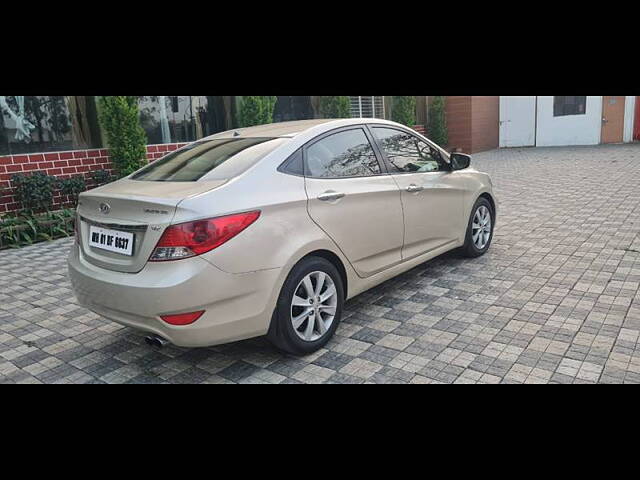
[67,244,282,347]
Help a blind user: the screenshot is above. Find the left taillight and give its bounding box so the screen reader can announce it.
[149,210,260,262]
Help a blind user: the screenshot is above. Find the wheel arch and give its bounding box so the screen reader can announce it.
[302,249,348,299]
[478,192,496,215]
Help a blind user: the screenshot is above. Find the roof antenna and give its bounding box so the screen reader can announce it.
[233,131,241,137]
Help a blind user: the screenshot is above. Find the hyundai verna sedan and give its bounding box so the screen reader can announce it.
[68,118,496,354]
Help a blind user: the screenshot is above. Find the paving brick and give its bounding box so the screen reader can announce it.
[1,144,640,383]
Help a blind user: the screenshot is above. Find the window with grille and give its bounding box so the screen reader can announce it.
[349,96,385,119]
[553,96,587,116]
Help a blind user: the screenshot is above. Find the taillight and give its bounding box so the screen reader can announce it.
[149,210,260,261]
[160,310,204,325]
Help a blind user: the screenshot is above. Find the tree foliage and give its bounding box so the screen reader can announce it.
[97,96,148,177]
[392,96,416,126]
[237,96,277,127]
[428,96,448,147]
[319,96,351,118]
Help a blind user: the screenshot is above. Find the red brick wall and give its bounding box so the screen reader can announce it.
[412,125,427,136]
[445,96,472,153]
[444,96,499,154]
[470,96,499,153]
[0,143,188,214]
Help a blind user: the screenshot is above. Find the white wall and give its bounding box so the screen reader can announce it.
[623,96,636,143]
[535,96,602,146]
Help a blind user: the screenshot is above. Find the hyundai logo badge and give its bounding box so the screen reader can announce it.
[99,202,111,215]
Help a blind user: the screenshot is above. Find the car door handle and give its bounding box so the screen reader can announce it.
[406,184,424,193]
[317,191,346,202]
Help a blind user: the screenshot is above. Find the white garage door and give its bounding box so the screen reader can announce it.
[499,96,536,147]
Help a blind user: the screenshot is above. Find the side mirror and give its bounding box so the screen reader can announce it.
[450,152,471,170]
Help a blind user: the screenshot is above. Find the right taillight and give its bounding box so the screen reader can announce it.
[149,210,260,262]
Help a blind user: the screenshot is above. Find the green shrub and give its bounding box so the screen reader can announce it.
[57,175,86,205]
[11,172,57,213]
[0,209,75,249]
[89,169,115,187]
[237,96,277,127]
[319,96,351,118]
[428,96,448,147]
[97,96,148,177]
[392,96,416,126]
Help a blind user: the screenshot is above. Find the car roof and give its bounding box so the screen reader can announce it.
[200,118,401,140]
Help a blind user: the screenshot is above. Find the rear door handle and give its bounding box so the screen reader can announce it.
[318,191,346,202]
[406,184,424,193]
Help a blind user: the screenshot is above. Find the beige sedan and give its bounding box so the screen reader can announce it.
[68,118,496,354]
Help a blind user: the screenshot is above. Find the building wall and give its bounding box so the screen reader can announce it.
[445,96,472,153]
[623,96,637,142]
[0,143,187,214]
[535,96,603,146]
[636,96,640,141]
[443,96,498,153]
[501,96,637,147]
[415,96,427,126]
[470,96,499,153]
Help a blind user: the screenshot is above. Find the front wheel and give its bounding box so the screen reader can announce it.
[267,256,344,355]
[461,197,494,257]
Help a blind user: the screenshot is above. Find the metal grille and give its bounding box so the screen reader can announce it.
[349,96,385,119]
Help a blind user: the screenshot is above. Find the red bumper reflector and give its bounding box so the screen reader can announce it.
[160,310,205,326]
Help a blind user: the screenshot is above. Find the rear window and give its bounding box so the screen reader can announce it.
[131,137,289,181]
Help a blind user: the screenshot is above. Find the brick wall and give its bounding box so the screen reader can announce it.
[412,125,427,136]
[470,96,499,153]
[445,96,499,154]
[0,143,188,215]
[445,96,472,153]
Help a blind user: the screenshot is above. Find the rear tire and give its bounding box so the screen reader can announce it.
[461,197,494,258]
[267,256,344,355]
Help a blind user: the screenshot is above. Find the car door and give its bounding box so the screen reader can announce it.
[304,126,404,277]
[369,126,466,260]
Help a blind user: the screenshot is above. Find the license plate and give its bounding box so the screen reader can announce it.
[89,226,134,256]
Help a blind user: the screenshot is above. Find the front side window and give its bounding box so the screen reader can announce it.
[305,128,381,178]
[553,96,587,116]
[372,127,445,173]
[131,137,288,181]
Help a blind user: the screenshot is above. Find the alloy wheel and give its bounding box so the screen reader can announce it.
[290,271,337,342]
[472,205,492,250]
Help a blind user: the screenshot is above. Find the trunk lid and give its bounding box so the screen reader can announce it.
[76,179,227,273]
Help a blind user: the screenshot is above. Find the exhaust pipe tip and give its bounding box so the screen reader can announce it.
[145,334,169,348]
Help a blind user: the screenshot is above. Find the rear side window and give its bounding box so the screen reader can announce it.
[131,137,288,181]
[305,128,381,178]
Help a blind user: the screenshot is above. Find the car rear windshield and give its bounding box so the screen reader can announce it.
[131,137,288,181]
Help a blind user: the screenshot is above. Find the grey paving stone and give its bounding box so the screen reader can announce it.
[2,144,640,383]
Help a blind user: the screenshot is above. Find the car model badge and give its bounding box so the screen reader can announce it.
[99,203,111,214]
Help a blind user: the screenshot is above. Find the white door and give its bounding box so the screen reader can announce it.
[499,96,536,147]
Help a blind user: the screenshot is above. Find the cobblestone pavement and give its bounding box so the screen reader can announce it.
[2,143,640,384]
